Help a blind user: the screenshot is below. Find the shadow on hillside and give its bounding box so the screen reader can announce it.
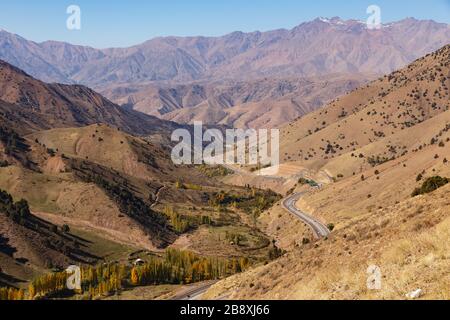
[0,271,25,288]
[0,234,17,257]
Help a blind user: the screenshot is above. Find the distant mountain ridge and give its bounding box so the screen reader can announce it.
[0,60,179,136]
[1,17,449,87]
[102,74,369,128]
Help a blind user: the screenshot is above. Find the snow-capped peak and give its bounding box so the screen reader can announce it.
[318,17,331,23]
[318,17,345,24]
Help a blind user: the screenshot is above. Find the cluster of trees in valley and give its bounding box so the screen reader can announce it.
[0,248,250,300]
[0,126,38,171]
[0,189,31,224]
[164,206,212,233]
[209,189,281,217]
[131,248,249,286]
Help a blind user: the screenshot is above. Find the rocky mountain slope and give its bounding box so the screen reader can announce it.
[0,62,282,289]
[1,18,449,86]
[203,44,450,300]
[0,60,179,136]
[103,74,369,128]
[1,18,448,129]
[280,44,450,167]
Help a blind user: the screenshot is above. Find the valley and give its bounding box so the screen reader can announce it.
[203,44,450,300]
[0,13,449,302]
[1,17,449,129]
[0,60,285,300]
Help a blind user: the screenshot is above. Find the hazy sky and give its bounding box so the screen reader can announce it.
[1,0,449,48]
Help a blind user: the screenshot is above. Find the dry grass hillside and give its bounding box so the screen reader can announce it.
[0,59,179,136]
[27,124,181,182]
[0,183,137,290]
[0,122,283,288]
[0,125,173,251]
[203,45,450,300]
[280,44,449,170]
[300,112,450,225]
[277,44,450,224]
[205,183,450,300]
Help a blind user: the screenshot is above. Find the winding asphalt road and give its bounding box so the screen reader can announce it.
[282,192,330,239]
[172,192,330,300]
[170,281,219,300]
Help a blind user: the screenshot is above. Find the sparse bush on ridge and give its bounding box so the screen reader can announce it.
[209,189,281,217]
[0,189,31,222]
[198,165,232,178]
[0,160,9,167]
[367,155,391,167]
[298,178,319,187]
[412,176,449,197]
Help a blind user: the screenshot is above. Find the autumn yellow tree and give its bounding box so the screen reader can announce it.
[131,267,139,286]
[28,283,35,300]
[16,289,25,300]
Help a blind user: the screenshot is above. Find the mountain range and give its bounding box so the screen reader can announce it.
[0,60,179,136]
[1,17,449,86]
[0,12,449,300]
[1,17,449,128]
[104,74,369,128]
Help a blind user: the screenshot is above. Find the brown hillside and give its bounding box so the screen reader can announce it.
[280,44,449,168]
[203,44,450,301]
[205,183,450,300]
[0,60,179,136]
[0,123,280,273]
[103,75,370,129]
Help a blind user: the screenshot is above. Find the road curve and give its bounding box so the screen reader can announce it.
[282,192,330,239]
[170,281,218,300]
[150,185,168,208]
[169,193,329,300]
